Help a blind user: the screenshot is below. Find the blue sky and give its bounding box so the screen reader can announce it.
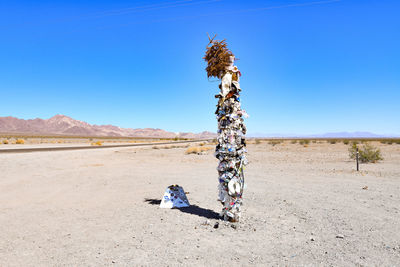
[0,0,399,135]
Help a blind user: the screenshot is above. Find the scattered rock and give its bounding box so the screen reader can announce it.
[310,237,315,241]
[231,224,237,230]
[362,186,368,190]
[213,222,219,229]
[202,220,211,226]
[336,234,344,239]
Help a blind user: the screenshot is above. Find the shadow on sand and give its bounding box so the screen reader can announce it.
[144,198,220,219]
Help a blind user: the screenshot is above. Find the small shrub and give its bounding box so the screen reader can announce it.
[91,141,103,146]
[343,140,349,145]
[299,140,310,145]
[396,140,400,145]
[312,140,317,143]
[329,139,337,144]
[349,143,383,163]
[291,140,297,144]
[268,140,281,146]
[255,139,261,145]
[16,139,25,144]
[185,146,213,154]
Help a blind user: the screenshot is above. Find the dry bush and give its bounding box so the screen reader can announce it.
[255,139,261,145]
[299,140,310,145]
[204,36,234,78]
[268,140,282,146]
[185,146,213,155]
[343,140,349,145]
[329,139,337,144]
[15,139,25,144]
[91,141,103,146]
[349,143,383,163]
[291,140,297,144]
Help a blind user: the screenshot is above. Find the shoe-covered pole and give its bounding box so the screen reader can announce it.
[204,36,249,222]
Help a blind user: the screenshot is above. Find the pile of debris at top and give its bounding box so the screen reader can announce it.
[204,35,234,79]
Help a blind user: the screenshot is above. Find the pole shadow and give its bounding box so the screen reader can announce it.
[144,198,220,219]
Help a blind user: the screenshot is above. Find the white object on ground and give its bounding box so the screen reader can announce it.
[160,185,190,208]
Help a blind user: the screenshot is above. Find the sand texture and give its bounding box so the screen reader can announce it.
[0,142,399,266]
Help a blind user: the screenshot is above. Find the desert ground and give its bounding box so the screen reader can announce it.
[0,141,399,266]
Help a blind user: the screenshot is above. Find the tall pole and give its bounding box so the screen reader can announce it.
[204,37,248,222]
[356,147,359,171]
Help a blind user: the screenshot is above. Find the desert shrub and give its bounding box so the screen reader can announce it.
[329,139,337,144]
[255,139,261,145]
[291,140,297,144]
[312,140,317,143]
[91,141,103,146]
[387,140,393,145]
[343,140,349,145]
[15,139,25,144]
[268,140,281,146]
[299,140,310,145]
[185,146,213,155]
[152,146,160,149]
[396,140,400,145]
[349,143,383,163]
[380,140,387,144]
[2,139,9,144]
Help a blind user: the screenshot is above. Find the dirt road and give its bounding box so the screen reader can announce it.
[0,142,399,265]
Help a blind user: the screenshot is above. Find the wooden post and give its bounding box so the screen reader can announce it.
[356,147,359,171]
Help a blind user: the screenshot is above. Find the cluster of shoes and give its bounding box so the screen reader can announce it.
[214,56,248,222]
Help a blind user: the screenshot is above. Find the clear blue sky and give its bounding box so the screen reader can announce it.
[1,0,399,135]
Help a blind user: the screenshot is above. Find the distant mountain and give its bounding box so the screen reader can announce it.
[0,115,217,139]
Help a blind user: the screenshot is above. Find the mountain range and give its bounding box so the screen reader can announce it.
[0,115,216,139]
[1,115,396,139]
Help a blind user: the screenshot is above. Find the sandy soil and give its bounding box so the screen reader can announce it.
[0,142,399,266]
